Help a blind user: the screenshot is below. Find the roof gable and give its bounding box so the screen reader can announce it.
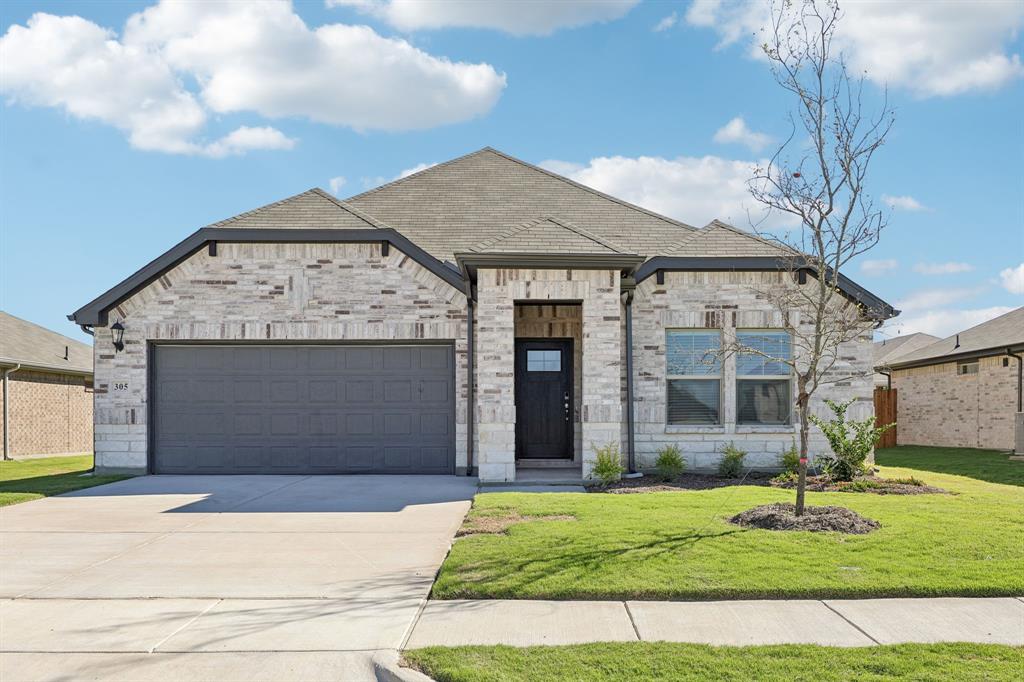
[0,311,92,375]
[207,188,384,230]
[672,220,791,257]
[467,216,628,255]
[873,332,940,366]
[345,147,697,261]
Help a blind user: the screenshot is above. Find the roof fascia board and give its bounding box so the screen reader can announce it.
[636,256,896,320]
[0,359,93,377]
[70,228,465,326]
[455,252,645,281]
[884,342,1024,371]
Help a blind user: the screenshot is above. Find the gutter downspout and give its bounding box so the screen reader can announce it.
[465,284,475,477]
[623,290,636,474]
[3,364,21,461]
[1008,348,1023,414]
[878,368,892,391]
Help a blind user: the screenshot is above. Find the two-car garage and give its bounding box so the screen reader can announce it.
[150,344,456,475]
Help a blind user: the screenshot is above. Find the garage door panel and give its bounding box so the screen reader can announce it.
[153,345,454,474]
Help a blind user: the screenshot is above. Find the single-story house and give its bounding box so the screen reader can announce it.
[873,332,938,387]
[880,306,1024,452]
[0,311,94,459]
[69,148,895,481]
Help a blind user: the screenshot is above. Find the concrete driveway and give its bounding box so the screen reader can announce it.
[0,475,476,681]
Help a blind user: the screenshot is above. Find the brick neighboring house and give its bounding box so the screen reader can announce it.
[872,332,939,388]
[68,148,896,480]
[879,307,1024,451]
[0,311,94,459]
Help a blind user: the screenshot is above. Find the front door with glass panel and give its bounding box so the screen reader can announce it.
[514,339,573,459]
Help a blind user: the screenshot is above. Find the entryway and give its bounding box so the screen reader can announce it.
[514,338,573,461]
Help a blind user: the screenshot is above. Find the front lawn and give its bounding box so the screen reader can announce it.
[405,642,1024,682]
[876,446,1023,487]
[0,455,128,507]
[433,446,1024,600]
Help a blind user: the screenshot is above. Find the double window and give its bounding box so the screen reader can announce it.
[666,330,722,424]
[736,330,792,425]
[664,328,793,427]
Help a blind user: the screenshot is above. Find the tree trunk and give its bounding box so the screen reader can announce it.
[795,388,811,517]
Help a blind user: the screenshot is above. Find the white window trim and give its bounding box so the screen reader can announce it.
[735,328,793,426]
[666,328,723,426]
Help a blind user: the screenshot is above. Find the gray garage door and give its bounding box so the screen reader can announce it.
[152,344,455,474]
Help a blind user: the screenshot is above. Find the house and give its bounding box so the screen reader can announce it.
[68,148,895,481]
[0,311,93,459]
[882,307,1024,452]
[873,332,939,387]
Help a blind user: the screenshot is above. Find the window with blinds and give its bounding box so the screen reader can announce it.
[666,330,721,425]
[736,330,792,425]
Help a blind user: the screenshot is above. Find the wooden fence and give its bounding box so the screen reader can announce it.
[873,387,898,448]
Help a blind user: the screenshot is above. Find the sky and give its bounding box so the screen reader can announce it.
[1,0,1022,345]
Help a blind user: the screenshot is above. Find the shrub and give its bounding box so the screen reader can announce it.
[654,445,686,481]
[772,470,798,485]
[591,441,624,487]
[718,442,747,478]
[809,399,895,482]
[780,442,800,473]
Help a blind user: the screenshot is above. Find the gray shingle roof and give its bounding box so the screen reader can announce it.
[206,188,385,230]
[888,307,1024,367]
[873,332,940,367]
[345,147,698,261]
[466,216,629,255]
[671,220,793,257]
[0,311,93,375]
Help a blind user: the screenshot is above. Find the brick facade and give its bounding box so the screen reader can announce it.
[630,271,874,471]
[0,370,93,457]
[92,243,468,473]
[893,355,1018,450]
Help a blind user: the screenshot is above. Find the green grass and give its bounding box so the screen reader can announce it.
[404,642,1024,682]
[876,446,1023,487]
[0,455,128,506]
[433,446,1024,600]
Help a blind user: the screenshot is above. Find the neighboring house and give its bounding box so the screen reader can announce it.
[873,332,939,387]
[68,148,895,481]
[0,311,94,459]
[882,307,1024,451]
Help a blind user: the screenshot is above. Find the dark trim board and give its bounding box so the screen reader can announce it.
[70,228,466,326]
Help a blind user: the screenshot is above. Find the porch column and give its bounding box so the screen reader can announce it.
[474,269,517,481]
[581,270,623,478]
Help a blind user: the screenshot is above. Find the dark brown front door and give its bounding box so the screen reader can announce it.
[515,339,572,459]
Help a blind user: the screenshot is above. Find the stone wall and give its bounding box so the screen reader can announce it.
[0,370,93,457]
[475,269,621,481]
[629,271,874,471]
[893,355,1018,450]
[92,243,467,473]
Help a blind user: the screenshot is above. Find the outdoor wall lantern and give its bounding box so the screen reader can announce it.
[110,321,126,352]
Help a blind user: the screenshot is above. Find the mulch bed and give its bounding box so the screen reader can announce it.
[456,513,576,537]
[729,503,881,534]
[596,472,775,493]
[771,475,946,495]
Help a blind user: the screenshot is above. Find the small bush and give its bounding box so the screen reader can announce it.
[780,442,800,473]
[771,470,798,485]
[888,476,926,487]
[718,442,747,478]
[591,441,624,487]
[654,445,686,481]
[810,398,895,482]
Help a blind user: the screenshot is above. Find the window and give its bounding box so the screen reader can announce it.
[958,361,979,376]
[527,350,561,372]
[666,330,721,424]
[736,330,792,425]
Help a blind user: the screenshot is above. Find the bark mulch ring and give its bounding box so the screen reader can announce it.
[730,503,881,535]
[771,475,947,495]
[595,472,776,493]
[456,513,576,538]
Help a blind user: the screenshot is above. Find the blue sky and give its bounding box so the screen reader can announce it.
[1,0,1022,344]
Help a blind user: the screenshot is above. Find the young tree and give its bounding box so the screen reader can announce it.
[733,0,895,515]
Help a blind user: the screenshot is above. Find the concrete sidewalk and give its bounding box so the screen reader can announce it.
[406,597,1024,649]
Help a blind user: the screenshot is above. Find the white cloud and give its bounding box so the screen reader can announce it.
[360,161,439,189]
[882,194,929,212]
[912,262,974,276]
[328,176,347,195]
[0,2,506,155]
[330,0,639,36]
[654,13,678,32]
[887,306,1015,338]
[539,153,795,229]
[1000,263,1024,295]
[397,162,437,179]
[713,116,772,152]
[860,259,898,276]
[895,286,985,313]
[685,0,1024,97]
